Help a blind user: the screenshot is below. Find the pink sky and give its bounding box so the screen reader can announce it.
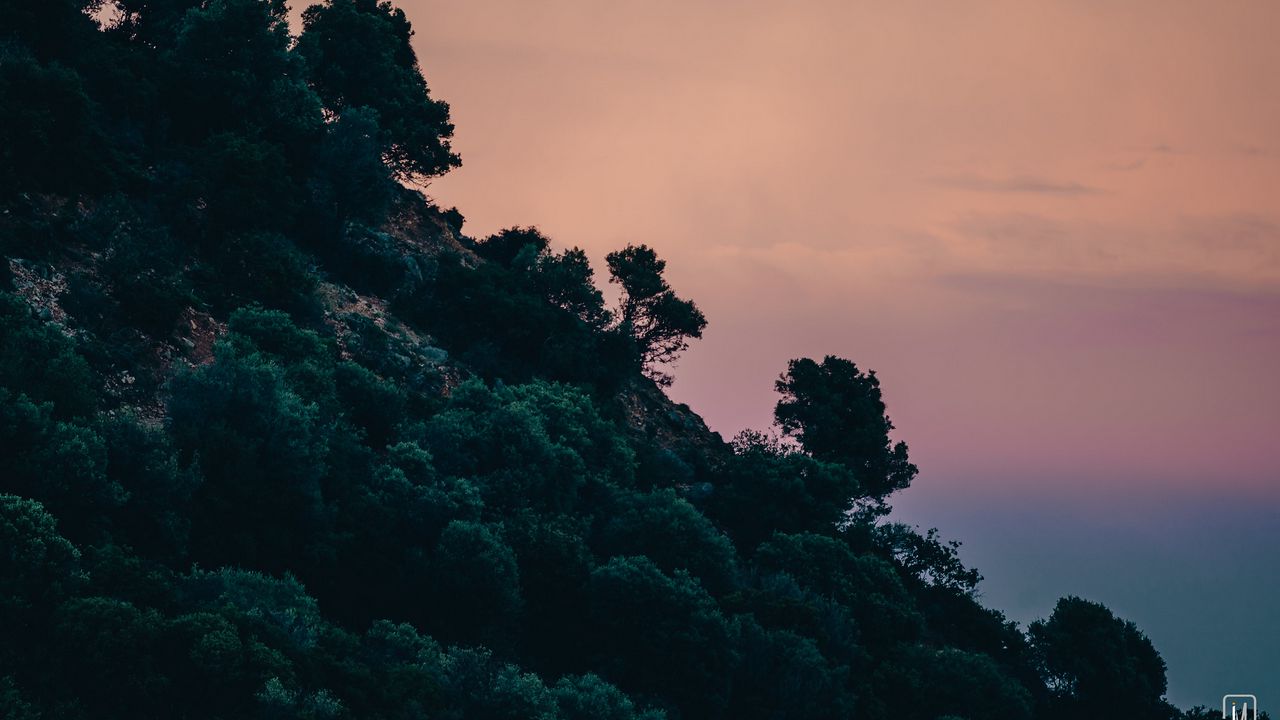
[407,0,1280,499]
[378,1,1280,704]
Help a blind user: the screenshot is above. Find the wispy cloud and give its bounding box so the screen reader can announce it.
[927,174,1102,195]
[1106,158,1146,172]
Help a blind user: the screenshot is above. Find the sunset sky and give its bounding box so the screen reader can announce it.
[390,0,1280,705]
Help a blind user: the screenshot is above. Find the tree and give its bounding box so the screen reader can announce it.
[554,674,667,720]
[0,676,39,720]
[753,532,922,650]
[167,343,329,572]
[0,0,105,69]
[0,494,83,620]
[876,524,982,594]
[0,291,98,419]
[594,489,738,595]
[427,521,523,648]
[298,0,460,181]
[1029,596,1173,720]
[476,227,610,328]
[728,618,853,720]
[164,0,320,145]
[585,556,737,717]
[307,105,397,226]
[111,0,206,47]
[52,597,166,714]
[0,50,113,199]
[424,379,635,513]
[0,390,126,542]
[774,355,917,500]
[708,430,861,549]
[441,647,558,720]
[605,244,706,386]
[874,646,1033,720]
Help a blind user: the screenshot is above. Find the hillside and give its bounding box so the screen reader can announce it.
[0,2,1218,719]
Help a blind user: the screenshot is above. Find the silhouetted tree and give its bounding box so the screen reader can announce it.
[298,0,460,181]
[605,244,706,386]
[774,355,917,500]
[1029,596,1173,720]
[585,556,737,717]
[476,227,610,328]
[874,645,1033,720]
[163,0,319,145]
[708,430,861,548]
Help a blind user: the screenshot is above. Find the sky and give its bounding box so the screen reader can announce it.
[388,0,1280,707]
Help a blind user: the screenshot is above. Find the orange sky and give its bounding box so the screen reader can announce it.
[408,0,1280,497]
[379,0,1280,704]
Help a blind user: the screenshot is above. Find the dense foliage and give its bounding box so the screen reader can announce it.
[0,1,1222,718]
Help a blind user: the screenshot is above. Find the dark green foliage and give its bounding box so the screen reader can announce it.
[168,341,329,572]
[708,430,861,549]
[553,674,666,720]
[439,647,558,720]
[111,0,206,47]
[594,489,738,594]
[401,246,632,387]
[1030,596,1174,720]
[334,360,408,448]
[754,532,923,650]
[506,512,595,674]
[0,0,104,62]
[163,0,319,145]
[0,50,113,198]
[201,231,320,314]
[0,292,98,418]
[728,617,853,720]
[425,520,522,648]
[476,228,611,328]
[0,676,40,720]
[308,107,398,226]
[194,133,301,233]
[0,391,125,542]
[775,355,918,500]
[423,379,635,513]
[298,0,460,181]
[878,523,983,594]
[52,597,166,714]
[98,215,194,335]
[874,646,1034,720]
[585,556,738,717]
[0,494,83,619]
[100,416,198,561]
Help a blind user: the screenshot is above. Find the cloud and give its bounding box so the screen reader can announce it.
[944,211,1280,290]
[1106,158,1146,171]
[927,174,1102,195]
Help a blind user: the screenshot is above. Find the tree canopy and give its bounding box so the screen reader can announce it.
[775,355,918,501]
[606,244,707,386]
